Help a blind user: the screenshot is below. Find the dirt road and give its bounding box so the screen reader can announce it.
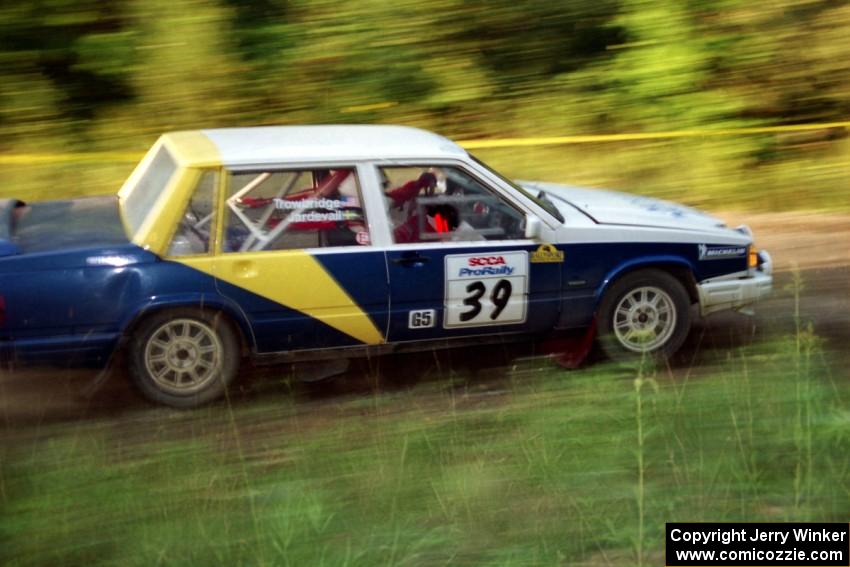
[719,211,850,271]
[1,212,848,426]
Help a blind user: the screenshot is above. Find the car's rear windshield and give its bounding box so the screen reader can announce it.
[471,155,565,223]
[122,145,178,235]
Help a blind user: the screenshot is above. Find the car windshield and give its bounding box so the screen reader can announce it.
[470,155,565,224]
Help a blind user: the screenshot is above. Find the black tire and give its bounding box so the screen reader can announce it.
[596,269,691,363]
[127,308,241,408]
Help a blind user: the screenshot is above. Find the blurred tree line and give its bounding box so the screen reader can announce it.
[1,0,849,208]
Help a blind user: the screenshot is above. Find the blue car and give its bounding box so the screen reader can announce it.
[0,125,773,407]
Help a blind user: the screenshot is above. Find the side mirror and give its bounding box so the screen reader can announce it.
[524,214,542,240]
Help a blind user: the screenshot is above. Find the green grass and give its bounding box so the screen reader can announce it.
[1,334,848,566]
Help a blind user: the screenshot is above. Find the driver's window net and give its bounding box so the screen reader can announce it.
[222,168,369,252]
[380,166,525,244]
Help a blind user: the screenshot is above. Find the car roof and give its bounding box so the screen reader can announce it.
[163,125,468,167]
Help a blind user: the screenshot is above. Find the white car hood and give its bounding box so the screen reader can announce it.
[520,181,728,232]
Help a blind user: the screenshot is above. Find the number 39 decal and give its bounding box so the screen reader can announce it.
[444,251,528,328]
[459,279,512,322]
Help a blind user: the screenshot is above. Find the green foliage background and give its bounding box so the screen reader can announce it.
[1,0,849,209]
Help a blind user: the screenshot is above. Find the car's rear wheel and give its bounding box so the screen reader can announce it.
[597,269,691,363]
[128,309,240,408]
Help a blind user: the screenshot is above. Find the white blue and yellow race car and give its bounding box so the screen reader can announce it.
[0,126,773,407]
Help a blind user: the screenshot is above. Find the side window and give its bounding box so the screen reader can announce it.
[380,166,525,244]
[168,169,217,257]
[222,168,369,252]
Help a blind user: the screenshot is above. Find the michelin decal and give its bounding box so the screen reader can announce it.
[698,243,747,260]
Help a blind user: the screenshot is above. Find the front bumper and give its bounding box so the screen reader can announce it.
[697,251,773,316]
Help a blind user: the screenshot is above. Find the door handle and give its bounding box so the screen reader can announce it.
[391,254,430,266]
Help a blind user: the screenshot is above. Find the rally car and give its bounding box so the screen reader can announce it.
[0,125,772,407]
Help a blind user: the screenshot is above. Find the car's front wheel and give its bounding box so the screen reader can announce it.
[597,269,691,363]
[128,309,240,408]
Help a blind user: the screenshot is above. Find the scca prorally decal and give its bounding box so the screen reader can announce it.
[698,243,747,260]
[456,255,516,277]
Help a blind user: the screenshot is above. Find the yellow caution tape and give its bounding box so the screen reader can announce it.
[458,121,850,149]
[0,152,143,165]
[1,120,848,164]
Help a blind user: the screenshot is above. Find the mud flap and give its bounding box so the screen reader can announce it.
[540,318,597,370]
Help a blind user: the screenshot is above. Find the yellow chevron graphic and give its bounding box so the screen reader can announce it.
[178,251,385,346]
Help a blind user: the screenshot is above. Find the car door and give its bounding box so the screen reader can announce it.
[376,163,562,343]
[207,164,388,353]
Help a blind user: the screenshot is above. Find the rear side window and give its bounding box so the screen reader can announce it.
[168,170,218,256]
[123,146,178,235]
[222,168,370,252]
